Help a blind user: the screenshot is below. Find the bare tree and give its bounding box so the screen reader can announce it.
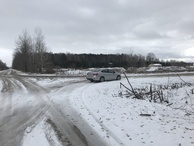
[33,28,48,73]
[146,52,158,63]
[12,28,50,73]
[13,30,33,72]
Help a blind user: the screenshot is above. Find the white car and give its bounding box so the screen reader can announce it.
[86,68,121,82]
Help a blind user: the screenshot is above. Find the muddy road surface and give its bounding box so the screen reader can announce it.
[0,70,107,146]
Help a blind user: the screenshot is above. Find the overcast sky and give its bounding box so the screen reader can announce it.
[1,0,194,66]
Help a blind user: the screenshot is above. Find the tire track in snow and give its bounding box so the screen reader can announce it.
[0,70,108,146]
[0,75,50,146]
[0,76,21,146]
[0,71,53,146]
[17,76,90,146]
[51,82,109,146]
[73,83,124,146]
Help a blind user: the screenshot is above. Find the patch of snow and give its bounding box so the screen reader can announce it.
[147,67,159,71]
[23,120,50,146]
[29,77,85,92]
[23,118,62,146]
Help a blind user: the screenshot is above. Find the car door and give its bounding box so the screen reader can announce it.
[101,69,110,80]
[108,69,116,80]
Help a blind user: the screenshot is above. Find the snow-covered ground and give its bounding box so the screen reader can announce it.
[27,73,194,146]
[1,68,194,146]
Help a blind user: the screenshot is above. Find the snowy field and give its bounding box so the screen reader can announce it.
[26,73,194,146]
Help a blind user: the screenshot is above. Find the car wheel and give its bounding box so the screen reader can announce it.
[100,77,105,82]
[116,75,121,80]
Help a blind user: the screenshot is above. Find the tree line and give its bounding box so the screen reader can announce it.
[48,53,192,69]
[12,29,192,73]
[50,52,159,68]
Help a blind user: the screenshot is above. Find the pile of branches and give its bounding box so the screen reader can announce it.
[120,80,167,103]
[119,72,193,104]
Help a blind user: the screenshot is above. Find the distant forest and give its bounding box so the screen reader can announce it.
[12,51,193,73]
[49,53,192,69]
[13,50,192,73]
[11,29,192,73]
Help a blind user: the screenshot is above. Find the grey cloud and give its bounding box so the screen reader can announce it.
[1,0,194,65]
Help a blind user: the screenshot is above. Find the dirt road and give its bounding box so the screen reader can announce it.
[0,70,107,146]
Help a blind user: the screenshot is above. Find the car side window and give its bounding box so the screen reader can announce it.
[108,69,115,73]
[102,69,108,73]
